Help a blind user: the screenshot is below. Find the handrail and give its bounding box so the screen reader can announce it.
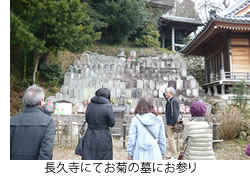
[211,72,250,82]
[225,72,250,80]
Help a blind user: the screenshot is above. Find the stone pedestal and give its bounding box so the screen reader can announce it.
[207,87,212,96]
[213,85,218,96]
[221,84,225,95]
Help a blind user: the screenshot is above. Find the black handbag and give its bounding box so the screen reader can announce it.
[75,136,84,156]
[75,121,87,156]
[178,143,187,160]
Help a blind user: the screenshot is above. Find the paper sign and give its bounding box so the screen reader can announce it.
[54,103,72,115]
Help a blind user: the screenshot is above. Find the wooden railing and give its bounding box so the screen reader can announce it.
[211,72,250,82]
[52,114,85,148]
[225,72,250,80]
[211,73,221,82]
[52,107,127,148]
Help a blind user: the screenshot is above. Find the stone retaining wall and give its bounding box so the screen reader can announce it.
[50,51,203,113]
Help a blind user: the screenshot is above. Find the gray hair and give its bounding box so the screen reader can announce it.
[23,85,45,107]
[165,87,176,95]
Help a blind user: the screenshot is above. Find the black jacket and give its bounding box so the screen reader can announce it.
[82,96,115,160]
[163,93,179,126]
[10,106,55,160]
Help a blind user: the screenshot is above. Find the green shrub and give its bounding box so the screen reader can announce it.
[135,22,160,47]
[231,80,250,114]
[39,63,64,87]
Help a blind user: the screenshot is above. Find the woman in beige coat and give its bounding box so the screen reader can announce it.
[183,101,216,160]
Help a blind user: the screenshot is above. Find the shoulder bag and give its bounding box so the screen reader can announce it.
[75,121,87,156]
[135,115,158,142]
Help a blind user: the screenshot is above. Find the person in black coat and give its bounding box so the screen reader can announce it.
[82,88,115,160]
[10,85,55,160]
[163,87,179,159]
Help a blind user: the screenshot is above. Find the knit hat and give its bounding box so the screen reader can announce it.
[190,101,207,117]
[246,144,250,156]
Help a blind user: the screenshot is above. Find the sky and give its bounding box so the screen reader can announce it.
[192,0,238,21]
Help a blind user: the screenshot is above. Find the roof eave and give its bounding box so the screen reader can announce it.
[180,20,215,55]
[160,16,203,26]
[180,18,250,55]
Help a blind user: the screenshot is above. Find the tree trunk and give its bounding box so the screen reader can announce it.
[33,53,41,84]
[42,52,50,65]
[23,52,27,81]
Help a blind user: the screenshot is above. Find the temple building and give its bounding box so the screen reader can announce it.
[145,0,202,51]
[159,15,203,51]
[181,0,250,95]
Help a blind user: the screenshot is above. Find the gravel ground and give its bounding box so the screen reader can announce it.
[53,138,127,160]
[53,138,250,160]
[214,139,250,160]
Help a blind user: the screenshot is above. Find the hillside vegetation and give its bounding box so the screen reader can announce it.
[10,0,165,115]
[10,41,168,115]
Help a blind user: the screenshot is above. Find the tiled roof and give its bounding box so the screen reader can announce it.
[145,0,174,7]
[219,0,250,16]
[215,15,250,23]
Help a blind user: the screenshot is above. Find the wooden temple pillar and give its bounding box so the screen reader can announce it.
[221,84,225,95]
[172,27,175,51]
[213,85,218,96]
[207,87,212,96]
[162,36,165,48]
